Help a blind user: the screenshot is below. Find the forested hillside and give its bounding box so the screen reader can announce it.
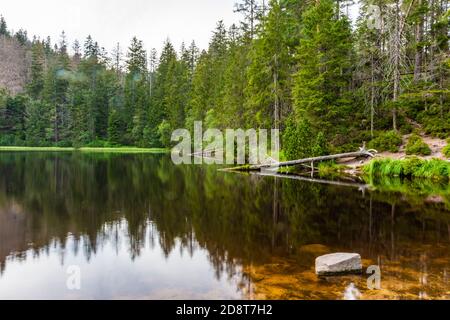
[0,0,448,158]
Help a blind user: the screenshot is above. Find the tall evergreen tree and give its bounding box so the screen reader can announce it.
[149,40,177,146]
[43,32,72,145]
[220,24,250,129]
[292,0,354,136]
[125,37,148,145]
[0,16,9,37]
[246,0,294,132]
[28,42,46,99]
[188,21,229,129]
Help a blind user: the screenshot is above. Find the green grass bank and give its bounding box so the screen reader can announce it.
[363,157,450,181]
[0,146,168,153]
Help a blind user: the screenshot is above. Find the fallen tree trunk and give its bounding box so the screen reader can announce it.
[250,149,377,170]
[221,147,377,172]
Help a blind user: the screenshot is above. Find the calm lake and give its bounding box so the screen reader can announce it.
[0,152,449,299]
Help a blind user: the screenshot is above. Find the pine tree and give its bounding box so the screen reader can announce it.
[72,39,82,65]
[108,108,126,145]
[187,41,199,73]
[187,21,229,130]
[28,42,46,99]
[43,36,52,55]
[125,37,148,145]
[354,0,388,137]
[0,95,27,144]
[14,29,28,45]
[112,42,123,76]
[221,24,250,129]
[186,51,211,129]
[43,32,72,145]
[25,100,51,146]
[84,35,99,59]
[292,0,353,136]
[0,16,9,37]
[148,40,177,146]
[246,0,294,132]
[234,0,265,38]
[148,48,158,97]
[126,37,147,75]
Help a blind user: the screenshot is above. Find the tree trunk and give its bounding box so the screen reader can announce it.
[392,0,401,132]
[413,0,424,82]
[371,54,375,138]
[273,54,280,153]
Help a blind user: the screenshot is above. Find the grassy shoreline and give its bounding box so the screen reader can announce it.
[363,157,450,181]
[0,146,168,153]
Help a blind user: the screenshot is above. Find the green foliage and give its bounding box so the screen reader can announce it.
[157,119,172,148]
[84,139,114,148]
[443,142,450,158]
[245,0,293,129]
[292,0,353,137]
[25,100,52,146]
[364,157,450,181]
[364,175,450,208]
[221,26,249,129]
[28,42,45,99]
[149,40,187,146]
[423,115,450,139]
[108,109,126,146]
[317,161,346,178]
[186,22,228,130]
[0,134,24,146]
[312,131,328,157]
[0,15,10,37]
[283,118,329,160]
[124,37,149,145]
[405,134,432,156]
[0,95,27,144]
[368,131,403,152]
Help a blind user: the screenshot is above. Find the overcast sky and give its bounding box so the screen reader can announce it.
[2,1,359,57]
[1,0,241,55]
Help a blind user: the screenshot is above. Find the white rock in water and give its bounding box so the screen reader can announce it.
[315,253,362,276]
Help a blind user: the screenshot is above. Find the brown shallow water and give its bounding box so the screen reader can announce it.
[243,243,450,300]
[0,152,448,299]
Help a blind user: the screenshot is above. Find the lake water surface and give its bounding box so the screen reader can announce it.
[0,152,449,299]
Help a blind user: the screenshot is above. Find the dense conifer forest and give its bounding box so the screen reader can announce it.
[0,0,448,159]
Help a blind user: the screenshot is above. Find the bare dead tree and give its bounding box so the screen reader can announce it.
[384,0,415,131]
[0,35,28,95]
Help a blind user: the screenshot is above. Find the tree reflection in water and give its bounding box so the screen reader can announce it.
[0,152,448,299]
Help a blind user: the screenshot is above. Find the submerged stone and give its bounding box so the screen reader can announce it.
[315,253,362,276]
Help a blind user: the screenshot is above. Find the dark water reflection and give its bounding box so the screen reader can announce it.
[0,153,448,299]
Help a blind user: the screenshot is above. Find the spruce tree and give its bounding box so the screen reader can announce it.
[43,32,72,145]
[149,40,177,146]
[246,0,293,130]
[28,42,46,99]
[221,24,250,129]
[125,37,148,145]
[187,21,229,130]
[0,16,9,37]
[292,0,353,136]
